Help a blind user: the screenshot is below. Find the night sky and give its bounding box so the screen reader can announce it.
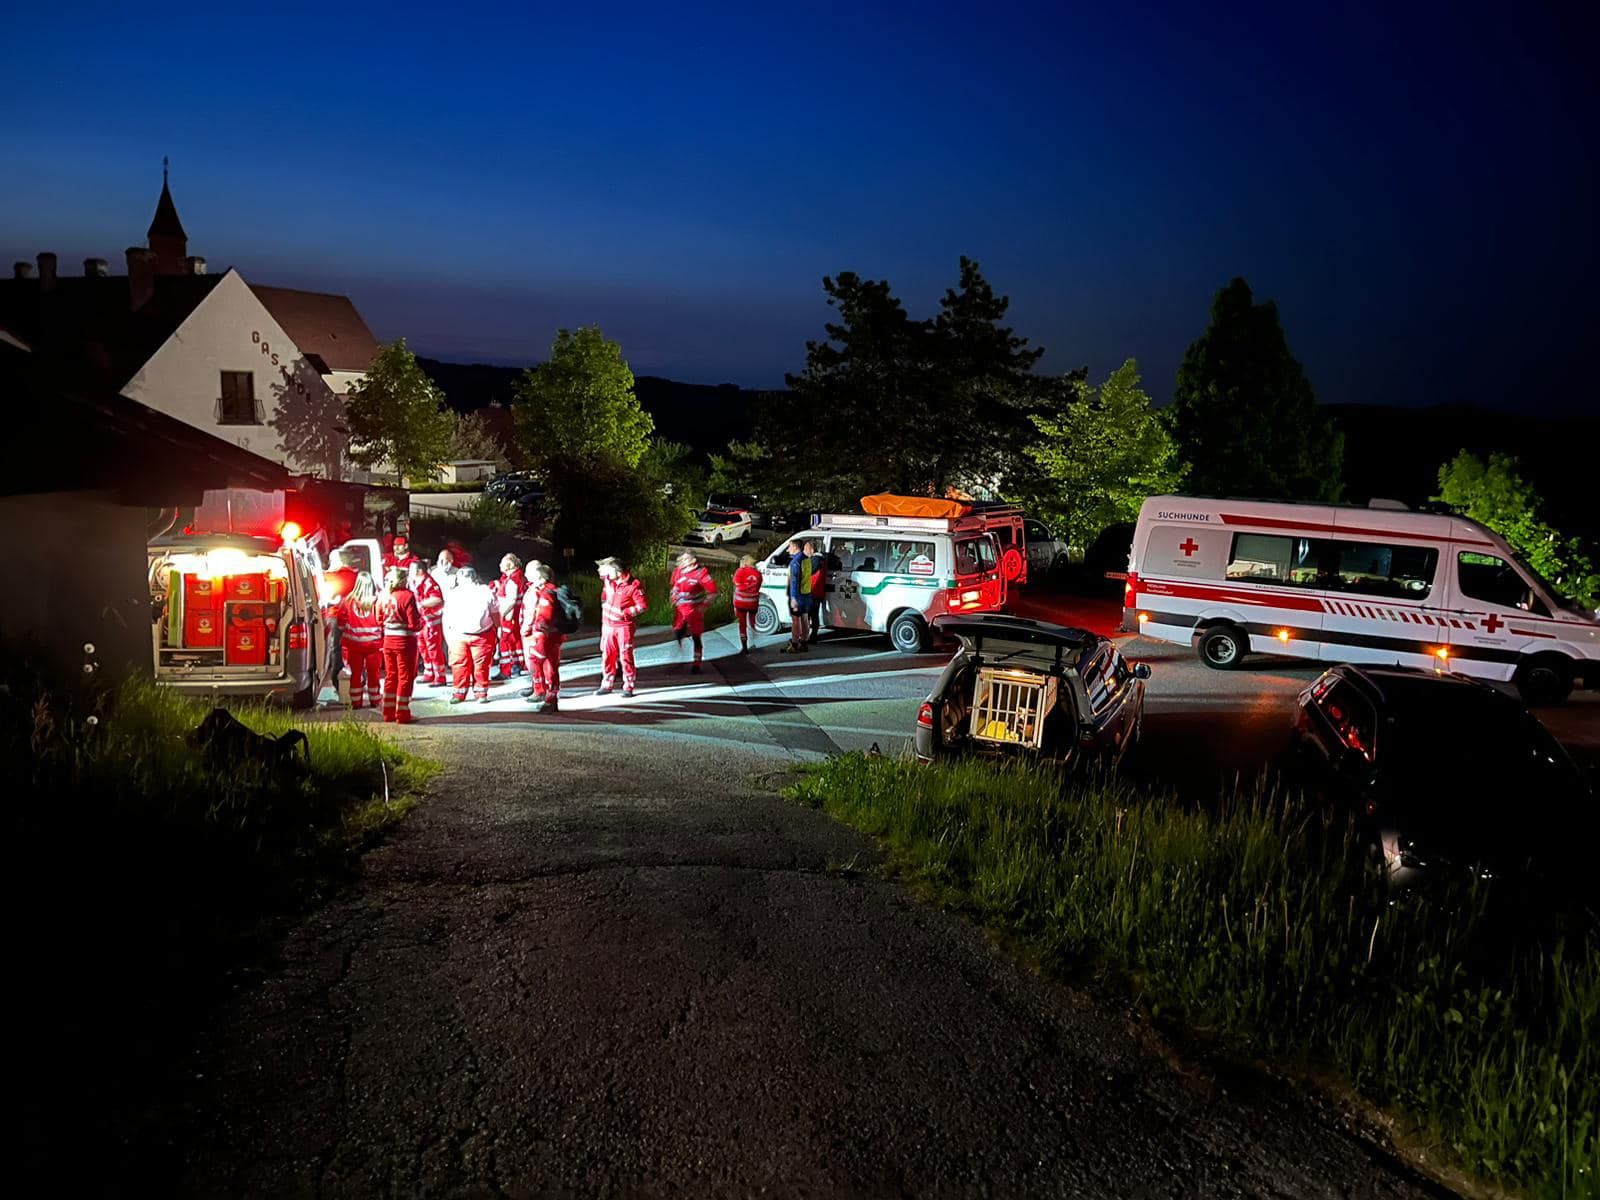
[3,1,1594,412]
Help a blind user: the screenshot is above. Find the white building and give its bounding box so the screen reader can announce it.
[0,167,379,482]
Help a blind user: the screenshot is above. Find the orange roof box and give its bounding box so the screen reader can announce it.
[860,493,972,520]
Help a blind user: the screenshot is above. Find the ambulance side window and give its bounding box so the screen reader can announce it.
[1457,552,1545,614]
[1226,534,1320,586]
[1326,541,1438,600]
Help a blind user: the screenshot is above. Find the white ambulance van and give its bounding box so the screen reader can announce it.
[753,513,1008,652]
[1125,495,1599,703]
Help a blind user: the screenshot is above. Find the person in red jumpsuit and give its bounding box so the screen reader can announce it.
[382,534,419,575]
[732,553,763,654]
[339,572,383,709]
[410,559,447,686]
[595,557,647,697]
[520,561,564,712]
[491,553,528,680]
[670,550,718,674]
[377,566,423,723]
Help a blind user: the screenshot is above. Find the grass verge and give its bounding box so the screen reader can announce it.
[4,670,438,1180]
[788,753,1597,1200]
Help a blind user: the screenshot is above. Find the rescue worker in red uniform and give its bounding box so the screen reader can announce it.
[732,553,763,654]
[339,572,384,709]
[520,561,564,712]
[382,534,419,575]
[377,566,423,723]
[491,554,527,679]
[410,559,447,686]
[595,557,647,697]
[670,550,718,673]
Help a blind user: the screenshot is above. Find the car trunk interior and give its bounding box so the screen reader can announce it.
[150,548,290,678]
[940,640,1082,761]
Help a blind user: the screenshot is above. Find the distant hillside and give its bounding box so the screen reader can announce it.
[1328,404,1596,538]
[418,357,773,457]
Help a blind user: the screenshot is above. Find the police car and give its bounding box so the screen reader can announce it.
[685,507,753,546]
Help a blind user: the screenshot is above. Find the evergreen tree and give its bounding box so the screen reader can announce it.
[1169,278,1342,500]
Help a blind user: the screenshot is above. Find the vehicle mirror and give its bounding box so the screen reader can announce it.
[1131,662,1152,680]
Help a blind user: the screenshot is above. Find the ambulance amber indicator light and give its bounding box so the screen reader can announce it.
[1276,629,1290,642]
[1137,612,1150,623]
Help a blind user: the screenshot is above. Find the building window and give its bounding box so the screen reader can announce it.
[218,371,260,425]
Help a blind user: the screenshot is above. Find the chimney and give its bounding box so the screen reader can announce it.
[37,252,57,289]
[84,257,109,277]
[13,262,34,280]
[185,255,207,276]
[125,246,157,310]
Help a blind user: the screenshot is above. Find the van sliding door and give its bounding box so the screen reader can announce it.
[1320,517,1444,670]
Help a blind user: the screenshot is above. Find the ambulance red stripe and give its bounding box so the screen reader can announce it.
[1217,512,1494,547]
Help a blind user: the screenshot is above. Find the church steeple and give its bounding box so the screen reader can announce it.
[147,156,189,275]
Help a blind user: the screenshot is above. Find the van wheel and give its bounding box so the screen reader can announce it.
[1198,625,1247,670]
[291,681,317,711]
[889,612,929,654]
[1515,655,1573,705]
[754,597,781,637]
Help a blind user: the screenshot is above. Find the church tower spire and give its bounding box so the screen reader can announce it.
[147,156,189,275]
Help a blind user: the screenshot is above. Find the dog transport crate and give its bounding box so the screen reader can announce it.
[968,666,1058,749]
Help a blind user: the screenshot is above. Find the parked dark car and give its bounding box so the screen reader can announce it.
[1290,664,1595,902]
[915,615,1149,769]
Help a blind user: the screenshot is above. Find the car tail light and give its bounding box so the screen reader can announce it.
[917,702,934,729]
[1321,698,1372,762]
[287,620,309,651]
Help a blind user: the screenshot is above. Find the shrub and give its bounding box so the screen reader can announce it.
[562,561,734,629]
[789,754,1598,1199]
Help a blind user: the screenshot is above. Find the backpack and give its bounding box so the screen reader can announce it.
[553,584,583,635]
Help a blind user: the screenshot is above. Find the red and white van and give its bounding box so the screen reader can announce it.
[1125,495,1600,703]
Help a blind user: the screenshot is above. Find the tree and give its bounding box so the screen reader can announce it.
[1435,451,1597,608]
[1169,278,1342,501]
[512,326,653,473]
[510,327,681,562]
[1023,359,1185,547]
[761,258,1043,511]
[344,339,455,483]
[447,409,507,464]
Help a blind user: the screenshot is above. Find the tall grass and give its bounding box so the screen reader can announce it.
[789,754,1598,1199]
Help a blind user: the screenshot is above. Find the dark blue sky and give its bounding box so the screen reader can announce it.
[3,1,1594,411]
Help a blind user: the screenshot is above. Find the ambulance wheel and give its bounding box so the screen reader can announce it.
[291,681,317,711]
[1514,655,1573,706]
[754,597,782,637]
[1198,624,1247,670]
[890,612,929,654]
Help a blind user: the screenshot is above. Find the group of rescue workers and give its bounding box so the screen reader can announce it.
[318,534,778,725]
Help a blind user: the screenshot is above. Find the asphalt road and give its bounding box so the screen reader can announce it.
[163,599,1513,1197]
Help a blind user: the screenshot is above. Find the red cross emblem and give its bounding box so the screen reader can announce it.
[1482,613,1503,634]
[1179,538,1199,557]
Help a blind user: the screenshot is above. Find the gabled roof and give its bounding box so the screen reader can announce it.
[0,341,289,503]
[148,178,187,241]
[250,285,379,374]
[0,273,222,393]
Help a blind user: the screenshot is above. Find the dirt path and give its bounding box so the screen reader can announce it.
[176,724,1450,1198]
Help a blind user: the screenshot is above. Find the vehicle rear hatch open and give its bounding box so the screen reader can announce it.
[150,543,292,681]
